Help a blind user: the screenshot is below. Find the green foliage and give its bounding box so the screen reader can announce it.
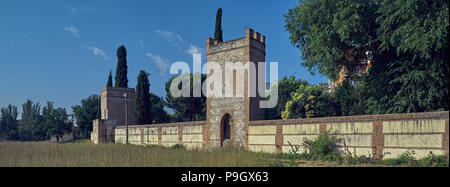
[0,105,19,140]
[170,144,186,150]
[417,153,449,167]
[72,95,100,139]
[115,45,128,88]
[214,8,223,42]
[42,102,72,142]
[19,100,42,141]
[165,73,206,122]
[285,141,306,166]
[301,130,343,161]
[285,0,449,114]
[333,80,372,116]
[282,84,336,119]
[384,151,418,166]
[266,76,309,120]
[1,100,77,142]
[383,151,449,167]
[106,71,113,87]
[285,0,379,80]
[377,0,449,60]
[135,70,152,125]
[149,93,171,124]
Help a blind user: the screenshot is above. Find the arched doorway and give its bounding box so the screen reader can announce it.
[220,114,232,147]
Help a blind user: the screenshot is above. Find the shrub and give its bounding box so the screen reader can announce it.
[170,144,186,150]
[302,130,343,161]
[383,151,417,166]
[416,152,449,167]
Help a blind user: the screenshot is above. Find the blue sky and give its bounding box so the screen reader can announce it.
[0,0,328,115]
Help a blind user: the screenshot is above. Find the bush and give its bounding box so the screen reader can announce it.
[170,144,186,150]
[302,130,343,161]
[383,151,417,166]
[382,151,449,167]
[419,154,449,167]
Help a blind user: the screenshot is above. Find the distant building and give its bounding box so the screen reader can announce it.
[331,51,373,90]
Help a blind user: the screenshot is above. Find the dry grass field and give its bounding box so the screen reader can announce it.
[0,141,283,167]
[1,141,447,167]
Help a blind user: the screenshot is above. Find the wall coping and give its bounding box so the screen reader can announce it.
[115,121,206,129]
[249,111,449,126]
[101,87,135,92]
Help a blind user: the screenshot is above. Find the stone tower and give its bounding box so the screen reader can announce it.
[91,87,136,144]
[205,28,266,149]
[100,87,136,125]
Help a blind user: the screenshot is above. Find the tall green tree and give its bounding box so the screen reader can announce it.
[115,45,128,88]
[19,100,42,141]
[214,8,223,42]
[165,73,207,121]
[135,70,152,125]
[333,79,371,116]
[285,0,449,114]
[106,70,113,87]
[285,0,379,81]
[0,104,19,140]
[72,95,100,139]
[374,0,449,113]
[42,102,72,142]
[149,93,170,124]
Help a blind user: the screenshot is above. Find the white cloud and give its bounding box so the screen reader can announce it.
[70,6,94,15]
[85,46,108,60]
[154,30,205,58]
[64,25,80,37]
[186,44,205,56]
[71,7,80,15]
[154,30,187,48]
[146,53,170,75]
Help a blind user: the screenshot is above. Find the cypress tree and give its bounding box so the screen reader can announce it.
[214,8,223,42]
[135,70,151,125]
[115,45,128,88]
[106,71,113,87]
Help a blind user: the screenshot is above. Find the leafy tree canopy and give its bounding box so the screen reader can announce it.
[285,0,449,114]
[72,95,100,139]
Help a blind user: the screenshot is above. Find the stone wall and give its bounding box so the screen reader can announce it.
[115,121,206,149]
[248,111,449,159]
[114,111,448,159]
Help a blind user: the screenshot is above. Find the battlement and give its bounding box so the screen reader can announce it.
[206,28,266,55]
[245,28,265,44]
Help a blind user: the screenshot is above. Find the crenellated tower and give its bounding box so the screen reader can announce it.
[205,28,266,149]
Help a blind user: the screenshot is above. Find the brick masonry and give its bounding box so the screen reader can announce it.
[445,118,449,159]
[178,125,183,145]
[275,125,283,153]
[141,128,144,145]
[372,121,384,159]
[158,127,162,146]
[319,124,327,135]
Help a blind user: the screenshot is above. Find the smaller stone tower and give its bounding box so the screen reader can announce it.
[91,87,136,144]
